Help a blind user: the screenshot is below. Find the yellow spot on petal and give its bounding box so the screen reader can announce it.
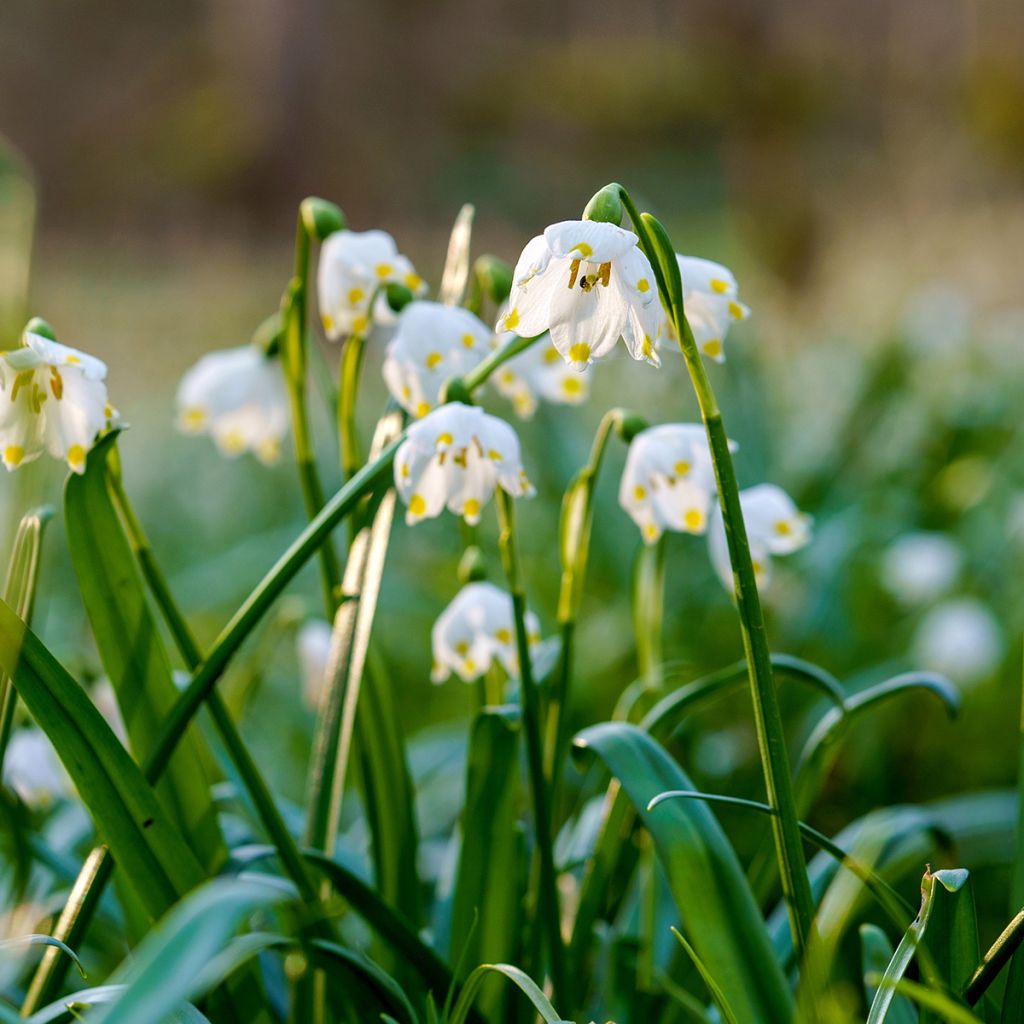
[409,494,427,516]
[775,519,793,536]
[436,431,453,447]
[404,272,422,291]
[455,641,470,656]
[568,342,591,365]
[488,448,503,462]
[461,333,476,349]
[642,336,654,357]
[463,498,481,518]
[633,484,647,501]
[637,278,650,293]
[401,385,412,400]
[674,460,691,476]
[400,461,410,479]
[322,313,335,332]
[463,658,477,674]
[543,347,561,364]
[4,445,24,466]
[258,438,281,463]
[710,277,729,294]
[499,370,516,385]
[495,627,512,644]
[683,508,704,531]
[561,376,583,396]
[347,287,365,304]
[728,300,745,320]
[425,351,443,369]
[66,354,80,365]
[643,523,659,541]
[375,263,394,278]
[67,444,86,470]
[703,339,722,359]
[752,560,765,577]
[182,406,207,430]
[352,314,369,336]
[223,430,246,454]
[415,401,431,418]
[503,307,520,330]
[572,242,593,258]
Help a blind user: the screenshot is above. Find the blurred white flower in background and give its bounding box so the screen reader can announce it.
[912,597,1003,685]
[297,617,333,710]
[91,678,128,744]
[3,729,69,806]
[0,330,111,474]
[880,532,963,606]
[691,726,752,778]
[382,301,491,418]
[492,327,591,418]
[176,345,289,465]
[317,229,425,340]
[501,220,663,369]
[619,423,728,543]
[672,255,750,363]
[394,402,533,526]
[431,581,543,683]
[901,282,972,357]
[708,484,812,591]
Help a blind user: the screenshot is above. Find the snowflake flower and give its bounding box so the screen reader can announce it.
[492,324,591,419]
[674,255,750,363]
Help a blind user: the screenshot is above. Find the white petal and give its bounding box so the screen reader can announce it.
[548,273,629,368]
[543,220,637,263]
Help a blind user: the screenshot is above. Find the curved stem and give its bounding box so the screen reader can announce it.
[338,334,366,481]
[495,491,565,1002]
[617,185,815,962]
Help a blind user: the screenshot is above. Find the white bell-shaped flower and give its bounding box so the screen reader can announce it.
[492,329,591,418]
[912,597,1002,685]
[501,220,664,370]
[674,255,750,363]
[394,402,534,526]
[317,229,426,341]
[881,532,963,606]
[708,484,811,590]
[620,423,728,543]
[3,729,70,806]
[382,301,492,418]
[176,344,289,465]
[0,331,110,474]
[431,581,542,683]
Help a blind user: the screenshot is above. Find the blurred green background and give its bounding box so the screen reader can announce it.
[2,0,1024,930]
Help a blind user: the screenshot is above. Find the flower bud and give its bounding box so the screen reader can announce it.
[473,255,513,305]
[300,197,345,241]
[615,412,649,443]
[384,282,415,313]
[457,545,488,584]
[583,184,624,226]
[23,317,57,341]
[252,311,284,357]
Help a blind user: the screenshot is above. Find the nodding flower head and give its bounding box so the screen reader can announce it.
[176,344,289,465]
[500,220,665,371]
[317,229,426,341]
[382,301,492,418]
[0,329,111,474]
[672,255,750,363]
[394,402,533,526]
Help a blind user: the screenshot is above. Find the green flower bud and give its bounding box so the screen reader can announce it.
[615,412,649,443]
[24,317,57,341]
[440,376,473,406]
[252,311,284,357]
[457,545,488,584]
[473,255,513,305]
[583,184,624,226]
[300,197,345,241]
[384,283,415,313]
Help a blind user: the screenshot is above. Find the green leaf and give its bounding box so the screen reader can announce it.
[447,963,567,1024]
[90,876,287,1024]
[65,436,225,873]
[448,706,523,1017]
[869,975,984,1024]
[574,722,794,1024]
[670,927,739,1024]
[1001,949,1024,1022]
[28,986,212,1024]
[861,925,916,1024]
[0,598,206,918]
[0,935,84,978]
[867,868,970,1023]
[922,869,980,1024]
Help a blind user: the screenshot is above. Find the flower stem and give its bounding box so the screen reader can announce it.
[338,334,367,481]
[495,490,565,1002]
[617,185,815,962]
[283,213,342,617]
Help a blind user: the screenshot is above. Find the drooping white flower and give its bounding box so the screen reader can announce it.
[3,729,70,806]
[431,581,542,683]
[317,229,426,341]
[297,618,333,709]
[912,597,1003,685]
[492,328,591,419]
[0,331,110,474]
[881,532,963,606]
[501,220,664,370]
[176,344,289,465]
[619,423,730,544]
[708,484,812,591]
[394,402,533,526]
[673,255,750,363]
[382,301,492,418]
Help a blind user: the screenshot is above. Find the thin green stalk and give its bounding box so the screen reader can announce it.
[616,184,815,961]
[495,490,565,1002]
[338,334,367,481]
[963,906,1024,1005]
[1014,640,1024,910]
[282,215,341,617]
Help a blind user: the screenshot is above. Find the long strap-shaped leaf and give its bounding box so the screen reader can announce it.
[0,599,206,916]
[574,722,793,1024]
[447,963,567,1024]
[65,434,225,872]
